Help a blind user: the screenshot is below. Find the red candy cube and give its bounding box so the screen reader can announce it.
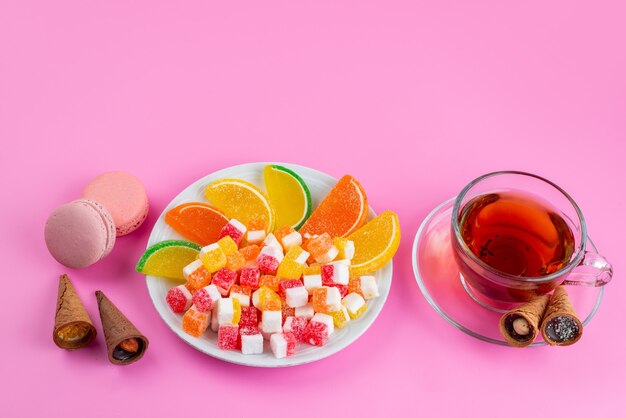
[166,285,192,313]
[257,254,280,275]
[305,321,329,346]
[278,279,304,298]
[284,316,309,341]
[283,332,297,356]
[219,219,246,246]
[218,324,240,350]
[240,266,261,289]
[240,306,260,328]
[212,268,238,296]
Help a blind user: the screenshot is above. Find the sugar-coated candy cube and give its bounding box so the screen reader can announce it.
[359,276,379,299]
[217,298,241,325]
[240,327,263,355]
[263,233,283,253]
[217,235,239,256]
[200,243,227,273]
[212,268,238,296]
[311,312,334,335]
[257,245,284,275]
[210,304,219,332]
[332,284,348,298]
[342,292,367,319]
[283,316,309,341]
[285,286,309,308]
[230,285,252,307]
[191,284,221,312]
[240,306,259,327]
[252,286,282,310]
[275,226,302,252]
[239,266,261,289]
[240,244,261,261]
[226,252,246,272]
[276,259,304,280]
[183,259,212,291]
[330,306,351,329]
[245,219,267,245]
[334,237,355,260]
[270,332,297,358]
[321,263,349,285]
[219,219,247,246]
[303,274,322,294]
[295,303,315,319]
[262,310,283,334]
[218,324,239,350]
[284,245,310,265]
[263,299,281,312]
[304,321,329,346]
[166,285,193,313]
[307,233,338,263]
[182,305,210,337]
[258,274,280,292]
[311,286,342,313]
[282,303,295,321]
[348,276,364,297]
[278,279,304,298]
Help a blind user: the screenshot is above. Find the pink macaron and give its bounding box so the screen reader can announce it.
[45,199,117,269]
[82,171,149,236]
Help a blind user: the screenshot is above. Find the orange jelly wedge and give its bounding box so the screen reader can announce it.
[299,175,368,238]
[165,202,229,246]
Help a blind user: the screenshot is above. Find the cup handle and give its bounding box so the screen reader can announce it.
[561,251,613,287]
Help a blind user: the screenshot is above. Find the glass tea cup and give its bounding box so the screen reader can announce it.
[451,171,612,309]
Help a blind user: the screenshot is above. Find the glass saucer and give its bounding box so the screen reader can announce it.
[411,197,604,347]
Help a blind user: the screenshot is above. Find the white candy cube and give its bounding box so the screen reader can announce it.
[216,298,236,325]
[263,233,283,253]
[285,286,309,308]
[261,310,282,334]
[295,303,315,319]
[280,231,302,252]
[228,218,247,234]
[359,276,379,299]
[342,292,366,317]
[246,229,266,244]
[311,313,334,335]
[303,274,322,293]
[240,332,263,355]
[270,333,288,359]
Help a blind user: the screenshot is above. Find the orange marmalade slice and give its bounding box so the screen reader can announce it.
[299,175,368,238]
[165,202,229,246]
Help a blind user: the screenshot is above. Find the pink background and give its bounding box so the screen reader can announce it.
[1,1,625,417]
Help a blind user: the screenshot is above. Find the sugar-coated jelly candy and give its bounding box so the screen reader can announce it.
[183,259,212,291]
[283,316,309,341]
[218,324,239,350]
[330,306,351,329]
[226,252,246,272]
[259,275,280,292]
[321,263,349,285]
[262,310,283,334]
[311,313,334,336]
[334,237,355,260]
[212,268,238,296]
[277,259,304,280]
[257,245,283,275]
[166,285,192,313]
[219,219,247,246]
[307,233,339,264]
[358,276,379,299]
[263,233,283,252]
[304,321,329,346]
[284,245,309,265]
[332,284,348,298]
[216,298,241,326]
[239,245,261,261]
[239,306,260,328]
[311,287,342,313]
[182,305,210,337]
[199,243,227,273]
[217,235,239,256]
[230,285,252,307]
[342,293,367,319]
[274,225,302,252]
[246,219,267,245]
[252,286,282,311]
[164,202,229,246]
[270,332,297,358]
[240,266,261,289]
[240,327,263,355]
[191,284,221,312]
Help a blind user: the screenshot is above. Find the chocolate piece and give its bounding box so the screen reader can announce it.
[540,286,583,346]
[53,274,97,350]
[499,295,550,347]
[95,291,149,365]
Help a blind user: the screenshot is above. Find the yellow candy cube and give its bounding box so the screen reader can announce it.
[329,306,351,328]
[217,236,239,256]
[277,259,304,280]
[200,243,227,273]
[284,245,310,265]
[342,292,367,319]
[334,237,355,261]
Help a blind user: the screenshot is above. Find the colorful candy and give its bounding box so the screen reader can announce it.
[212,268,238,296]
[334,237,355,260]
[183,259,211,291]
[252,286,282,311]
[311,286,342,313]
[240,306,259,328]
[226,252,246,272]
[258,274,280,292]
[230,285,252,307]
[239,244,261,261]
[279,280,308,308]
[342,293,367,319]
[182,305,210,337]
[357,276,379,299]
[283,316,308,341]
[256,245,284,275]
[284,245,310,265]
[274,225,302,252]
[166,285,193,313]
[306,233,339,264]
[321,263,349,285]
[240,327,263,354]
[263,233,283,252]
[261,310,283,334]
[217,235,239,256]
[270,332,297,358]
[219,219,247,246]
[330,306,351,329]
[311,312,334,336]
[240,266,261,289]
[218,324,239,350]
[191,284,222,312]
[304,321,329,346]
[216,298,241,325]
[276,259,304,280]
[199,243,227,273]
[295,303,315,319]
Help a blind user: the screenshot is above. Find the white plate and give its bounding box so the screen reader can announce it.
[145,162,392,367]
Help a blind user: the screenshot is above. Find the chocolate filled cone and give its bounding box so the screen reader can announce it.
[53,274,97,350]
[95,290,149,365]
[541,286,583,346]
[499,295,550,348]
